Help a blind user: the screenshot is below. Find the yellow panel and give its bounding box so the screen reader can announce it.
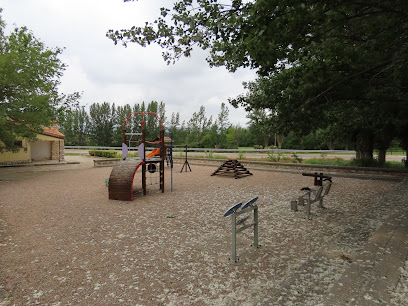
[37,134,60,141]
[0,138,30,163]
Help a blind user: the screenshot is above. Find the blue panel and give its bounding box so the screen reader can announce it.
[241,197,258,210]
[224,202,242,217]
[236,216,249,225]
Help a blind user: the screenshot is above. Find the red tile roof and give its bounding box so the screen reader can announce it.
[42,128,65,139]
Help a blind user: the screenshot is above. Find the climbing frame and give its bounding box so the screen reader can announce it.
[211,160,253,179]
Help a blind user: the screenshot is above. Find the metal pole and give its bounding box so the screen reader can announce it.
[254,206,259,248]
[171,132,173,192]
[231,212,237,262]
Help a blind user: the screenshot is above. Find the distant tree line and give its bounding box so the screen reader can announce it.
[59,101,257,149]
[60,101,404,152]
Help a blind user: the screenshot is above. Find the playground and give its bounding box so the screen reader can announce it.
[1,154,407,305]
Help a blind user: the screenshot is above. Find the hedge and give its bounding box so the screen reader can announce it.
[88,150,118,158]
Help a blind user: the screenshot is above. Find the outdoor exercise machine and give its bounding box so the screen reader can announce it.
[302,172,332,186]
[108,112,172,201]
[224,197,260,262]
[291,174,333,219]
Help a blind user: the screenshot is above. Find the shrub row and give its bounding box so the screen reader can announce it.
[89,150,119,158]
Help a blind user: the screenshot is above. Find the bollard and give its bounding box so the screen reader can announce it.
[291,200,298,212]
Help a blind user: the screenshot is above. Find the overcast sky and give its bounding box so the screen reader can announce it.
[1,0,256,126]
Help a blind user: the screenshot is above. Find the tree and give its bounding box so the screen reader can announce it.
[187,105,212,146]
[112,104,132,146]
[216,102,230,147]
[59,106,89,146]
[246,109,273,148]
[88,102,115,146]
[168,111,180,142]
[109,1,408,163]
[0,10,79,152]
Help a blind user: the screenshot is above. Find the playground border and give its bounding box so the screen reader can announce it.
[92,157,408,181]
[176,157,408,179]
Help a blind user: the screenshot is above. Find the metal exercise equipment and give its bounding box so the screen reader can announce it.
[291,177,333,219]
[224,197,260,262]
[302,172,332,186]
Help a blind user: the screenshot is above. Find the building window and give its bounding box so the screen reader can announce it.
[14,141,23,148]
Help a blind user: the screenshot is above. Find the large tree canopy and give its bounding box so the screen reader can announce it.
[108,0,408,162]
[0,9,79,152]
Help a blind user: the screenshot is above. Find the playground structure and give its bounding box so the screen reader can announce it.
[108,112,170,201]
[211,160,253,179]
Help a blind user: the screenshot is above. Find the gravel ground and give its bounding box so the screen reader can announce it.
[0,156,405,305]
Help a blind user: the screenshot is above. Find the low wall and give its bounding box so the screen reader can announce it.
[94,157,408,179]
[93,158,121,167]
[174,157,408,180]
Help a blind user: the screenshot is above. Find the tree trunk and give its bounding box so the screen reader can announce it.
[277,134,285,149]
[327,141,334,150]
[406,151,408,168]
[377,148,387,166]
[355,131,374,160]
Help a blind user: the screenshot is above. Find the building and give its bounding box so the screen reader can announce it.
[0,124,65,165]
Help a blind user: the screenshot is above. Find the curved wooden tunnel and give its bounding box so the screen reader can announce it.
[108,160,144,201]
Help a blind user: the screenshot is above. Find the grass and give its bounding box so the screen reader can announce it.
[303,158,349,166]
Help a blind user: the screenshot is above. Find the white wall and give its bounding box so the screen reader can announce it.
[31,140,52,161]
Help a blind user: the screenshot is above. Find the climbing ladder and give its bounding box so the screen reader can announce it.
[211,160,252,179]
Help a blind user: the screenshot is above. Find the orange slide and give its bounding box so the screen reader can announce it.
[146,148,160,158]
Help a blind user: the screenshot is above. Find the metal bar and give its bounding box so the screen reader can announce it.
[142,164,146,196]
[231,213,237,262]
[170,132,173,192]
[306,193,311,220]
[236,222,256,234]
[125,133,142,136]
[254,206,259,247]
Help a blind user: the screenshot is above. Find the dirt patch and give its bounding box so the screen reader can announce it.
[0,160,401,304]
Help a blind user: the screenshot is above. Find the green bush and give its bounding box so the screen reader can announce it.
[267,151,282,162]
[88,150,119,158]
[238,150,246,160]
[291,154,303,163]
[205,150,214,158]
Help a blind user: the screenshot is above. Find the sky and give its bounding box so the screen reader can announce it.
[1,0,257,126]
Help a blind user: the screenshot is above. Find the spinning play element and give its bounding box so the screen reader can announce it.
[224,197,260,262]
[211,160,252,179]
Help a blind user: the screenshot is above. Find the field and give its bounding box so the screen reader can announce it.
[0,156,407,305]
